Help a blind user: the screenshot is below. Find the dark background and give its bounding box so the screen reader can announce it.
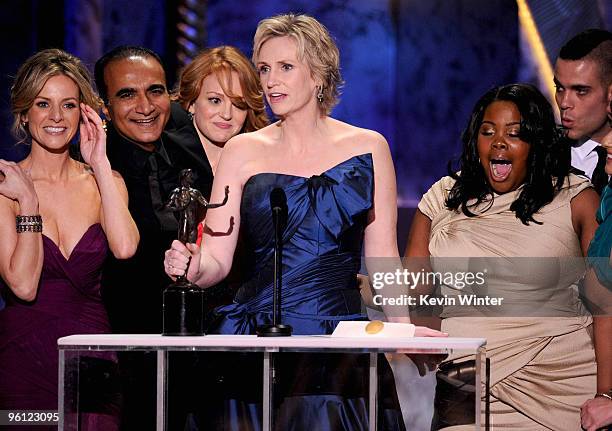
[0,0,610,204]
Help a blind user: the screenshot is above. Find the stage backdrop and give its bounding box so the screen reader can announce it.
[0,0,610,204]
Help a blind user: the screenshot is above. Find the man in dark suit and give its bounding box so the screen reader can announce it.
[555,31,612,431]
[95,46,213,334]
[94,46,213,430]
[554,29,612,194]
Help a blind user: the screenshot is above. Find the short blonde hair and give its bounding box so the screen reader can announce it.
[176,46,268,132]
[253,13,343,116]
[10,49,100,143]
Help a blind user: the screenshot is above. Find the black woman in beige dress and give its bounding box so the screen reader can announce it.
[406,84,599,430]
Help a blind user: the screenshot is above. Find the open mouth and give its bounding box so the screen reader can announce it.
[489,159,512,181]
[131,116,159,127]
[268,93,286,103]
[43,126,67,134]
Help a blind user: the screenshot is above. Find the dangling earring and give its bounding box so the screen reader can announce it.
[101,119,108,132]
[317,86,324,103]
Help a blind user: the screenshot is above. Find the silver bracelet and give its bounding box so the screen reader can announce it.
[16,215,43,233]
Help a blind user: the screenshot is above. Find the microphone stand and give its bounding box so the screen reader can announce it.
[256,188,292,429]
[257,188,293,337]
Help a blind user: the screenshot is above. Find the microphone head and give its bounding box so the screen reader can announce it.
[270,187,287,211]
[270,187,288,232]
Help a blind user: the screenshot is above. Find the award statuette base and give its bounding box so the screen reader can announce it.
[256,324,293,337]
[162,280,205,336]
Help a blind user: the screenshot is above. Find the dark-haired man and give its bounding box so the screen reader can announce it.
[95,46,212,334]
[554,29,612,194]
[95,46,213,430]
[554,29,612,431]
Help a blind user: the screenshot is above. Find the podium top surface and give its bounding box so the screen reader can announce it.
[57,334,485,352]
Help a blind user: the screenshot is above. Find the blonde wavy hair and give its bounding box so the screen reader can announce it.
[252,13,343,116]
[10,48,100,143]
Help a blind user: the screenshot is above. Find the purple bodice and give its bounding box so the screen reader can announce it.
[0,223,111,412]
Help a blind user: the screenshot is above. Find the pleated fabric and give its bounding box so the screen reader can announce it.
[419,175,596,430]
[198,153,406,431]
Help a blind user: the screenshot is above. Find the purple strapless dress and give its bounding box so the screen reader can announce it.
[0,223,118,430]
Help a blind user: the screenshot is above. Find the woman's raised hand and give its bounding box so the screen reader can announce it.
[79,103,108,170]
[164,240,202,282]
[0,160,37,210]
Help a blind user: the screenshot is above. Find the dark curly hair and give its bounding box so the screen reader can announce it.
[446,83,570,225]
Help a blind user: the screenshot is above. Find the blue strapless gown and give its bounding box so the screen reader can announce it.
[195,154,405,431]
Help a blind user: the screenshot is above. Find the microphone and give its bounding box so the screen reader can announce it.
[270,187,288,244]
[257,187,292,337]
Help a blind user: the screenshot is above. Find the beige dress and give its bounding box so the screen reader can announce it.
[419,174,596,430]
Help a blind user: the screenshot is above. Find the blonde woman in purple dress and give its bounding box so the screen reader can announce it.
[0,49,138,430]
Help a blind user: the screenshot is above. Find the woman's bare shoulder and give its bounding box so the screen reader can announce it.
[223,124,280,159]
[215,127,282,184]
[328,118,387,149]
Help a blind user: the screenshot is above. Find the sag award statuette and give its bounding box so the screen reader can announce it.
[162,169,229,336]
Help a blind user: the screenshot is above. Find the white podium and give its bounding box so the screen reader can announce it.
[58,334,486,430]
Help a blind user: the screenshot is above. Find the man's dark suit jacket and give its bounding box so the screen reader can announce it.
[102,102,213,334]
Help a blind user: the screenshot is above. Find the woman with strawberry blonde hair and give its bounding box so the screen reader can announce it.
[175,46,268,174]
